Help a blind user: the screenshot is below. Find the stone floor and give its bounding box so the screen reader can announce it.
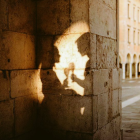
[122,78,140,140]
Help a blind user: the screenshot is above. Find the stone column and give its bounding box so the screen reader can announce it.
[37,0,121,139]
[129,63,132,78]
[122,63,125,79]
[135,63,138,78]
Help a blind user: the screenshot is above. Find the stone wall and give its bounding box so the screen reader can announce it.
[0,0,39,140]
[0,0,121,140]
[37,0,122,140]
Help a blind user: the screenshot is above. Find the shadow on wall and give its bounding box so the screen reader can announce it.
[37,23,93,139]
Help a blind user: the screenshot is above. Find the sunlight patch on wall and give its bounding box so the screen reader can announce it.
[53,21,89,96]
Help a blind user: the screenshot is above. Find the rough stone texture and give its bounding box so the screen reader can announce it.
[119,69,122,89]
[93,69,109,95]
[112,69,119,90]
[0,0,8,30]
[0,31,35,70]
[93,122,114,140]
[0,71,9,101]
[40,69,72,95]
[90,34,96,68]
[15,94,38,136]
[8,0,36,34]
[112,90,119,117]
[97,36,117,69]
[98,92,108,128]
[70,0,89,33]
[93,96,98,132]
[118,89,122,114]
[93,116,121,140]
[38,129,93,140]
[11,70,41,98]
[37,0,69,35]
[36,36,54,69]
[38,94,92,133]
[0,100,14,140]
[13,131,37,140]
[0,0,121,140]
[40,69,93,96]
[89,0,116,39]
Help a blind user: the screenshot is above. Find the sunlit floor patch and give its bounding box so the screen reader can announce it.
[128,81,135,83]
[122,87,140,88]
[122,95,140,108]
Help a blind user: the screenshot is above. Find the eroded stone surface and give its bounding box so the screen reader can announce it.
[0,100,14,140]
[38,94,92,133]
[93,69,109,95]
[0,71,9,101]
[9,0,36,34]
[0,31,35,70]
[15,94,38,136]
[37,0,69,35]
[97,36,117,69]
[89,0,116,39]
[11,70,41,98]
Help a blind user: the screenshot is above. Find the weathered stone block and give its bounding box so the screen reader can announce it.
[40,68,93,96]
[119,89,122,114]
[73,70,93,96]
[93,116,121,140]
[93,69,109,95]
[39,94,93,133]
[98,92,108,128]
[89,0,116,39]
[113,116,121,139]
[38,129,93,140]
[9,0,36,34]
[14,131,37,140]
[93,121,114,140]
[112,99,119,117]
[0,31,35,70]
[93,96,98,132]
[40,69,73,95]
[0,0,8,30]
[36,36,54,69]
[11,70,41,98]
[60,95,92,132]
[112,69,119,90]
[112,89,119,101]
[90,33,96,68]
[70,0,89,33]
[96,36,117,69]
[0,100,14,140]
[119,68,122,88]
[66,131,93,140]
[15,94,38,136]
[0,71,9,101]
[37,0,69,35]
[38,94,61,130]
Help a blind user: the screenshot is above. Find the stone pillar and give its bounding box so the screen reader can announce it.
[122,63,125,79]
[129,63,132,78]
[37,0,121,140]
[135,63,138,78]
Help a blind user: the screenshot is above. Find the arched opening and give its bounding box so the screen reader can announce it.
[132,54,137,78]
[138,55,140,77]
[119,56,122,68]
[125,53,131,78]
